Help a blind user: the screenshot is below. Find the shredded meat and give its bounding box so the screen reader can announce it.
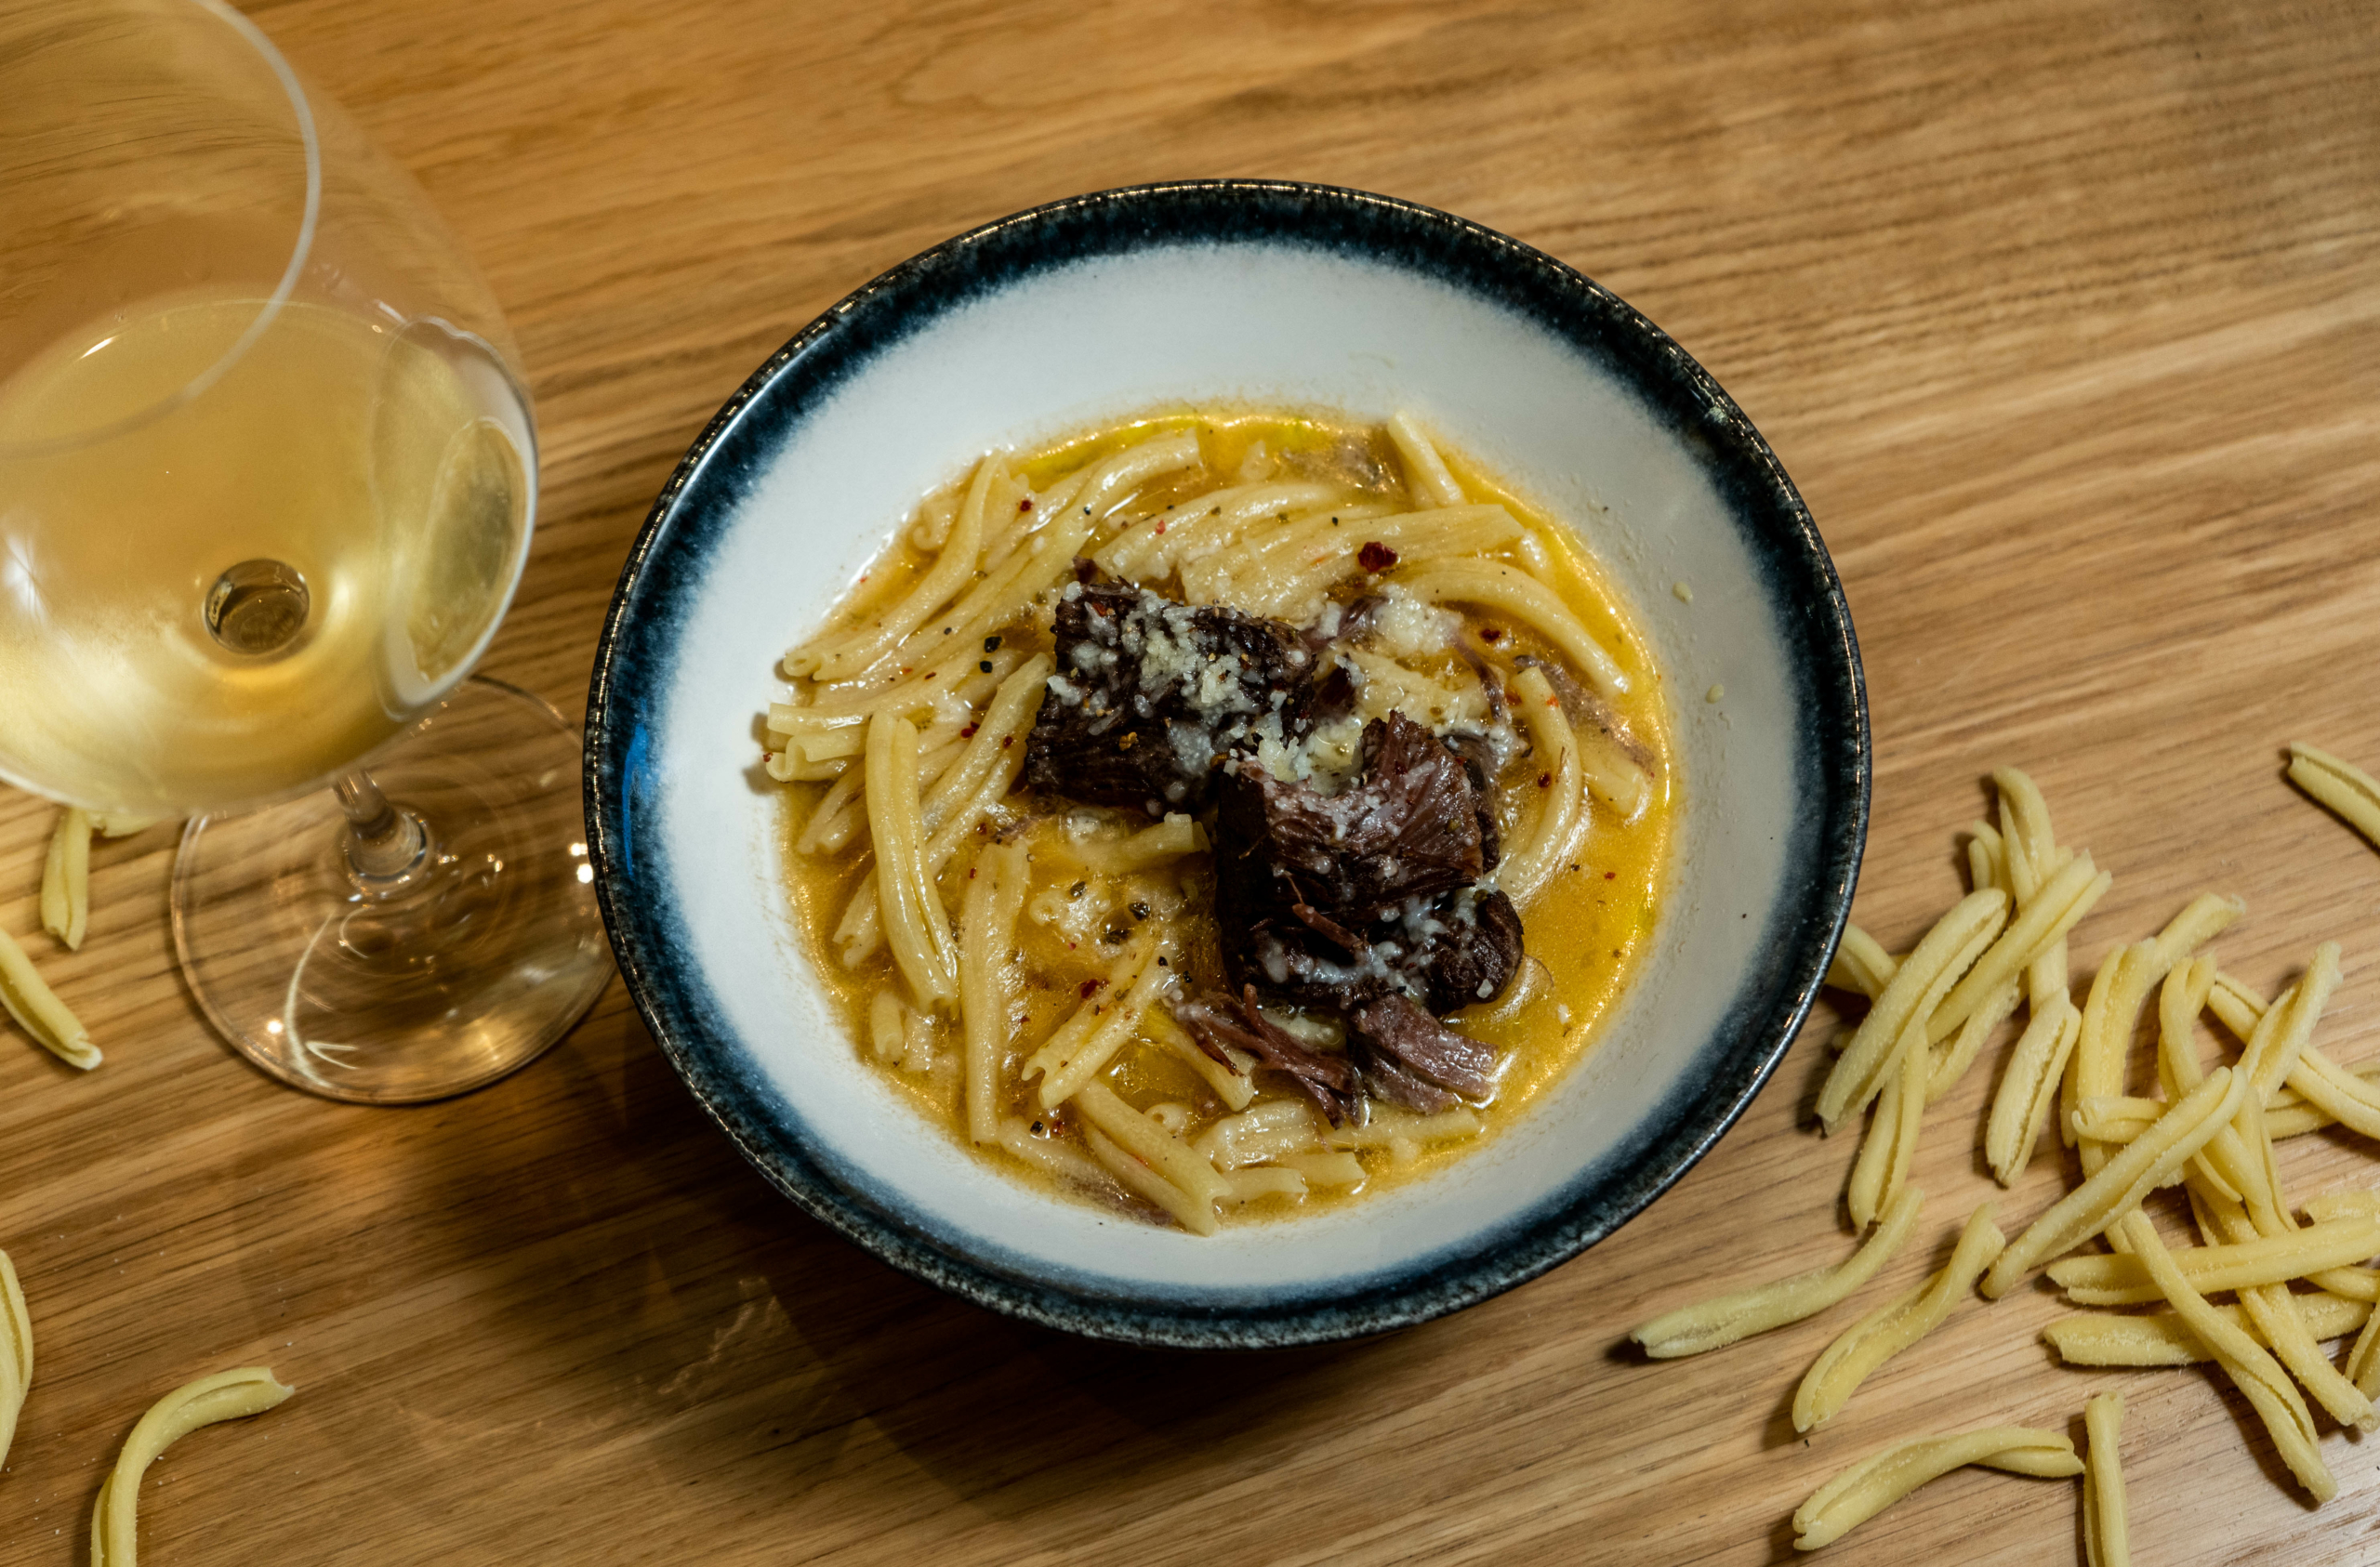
[1349,994,1499,1100]
[1173,987,1357,1125]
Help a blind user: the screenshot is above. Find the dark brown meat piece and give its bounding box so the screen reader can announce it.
[1172,987,1357,1125]
[1216,711,1483,912]
[1213,712,1523,1014]
[1349,994,1498,1100]
[1022,582,1314,813]
[1368,888,1526,1013]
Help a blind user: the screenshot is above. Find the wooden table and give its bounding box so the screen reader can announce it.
[4,1,2377,1561]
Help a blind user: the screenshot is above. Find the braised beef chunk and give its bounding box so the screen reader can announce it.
[1213,710,1523,1017]
[1379,888,1525,1013]
[1350,994,1499,1100]
[1219,711,1483,912]
[1173,987,1357,1125]
[1022,583,1313,811]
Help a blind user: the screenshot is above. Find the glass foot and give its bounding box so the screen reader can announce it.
[172,675,612,1103]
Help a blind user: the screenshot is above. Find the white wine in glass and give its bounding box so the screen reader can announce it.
[0,0,610,1100]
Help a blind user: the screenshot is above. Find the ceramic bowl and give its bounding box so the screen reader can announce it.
[585,180,1868,1349]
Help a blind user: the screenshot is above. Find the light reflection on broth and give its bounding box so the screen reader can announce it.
[766,409,1674,1231]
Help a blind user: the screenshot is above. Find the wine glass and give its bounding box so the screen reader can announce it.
[0,0,612,1100]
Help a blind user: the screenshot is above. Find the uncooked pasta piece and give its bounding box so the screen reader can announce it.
[91,1366,295,1567]
[1629,1187,1921,1359]
[1823,924,1897,1000]
[0,925,98,1069]
[39,806,91,951]
[2288,741,2380,849]
[2115,1210,2333,1501]
[0,1252,29,1470]
[1818,889,2006,1131]
[1792,1202,2003,1431]
[1982,1066,2247,1297]
[2043,1293,2370,1366]
[1791,1425,2080,1550]
[2083,1392,2129,1567]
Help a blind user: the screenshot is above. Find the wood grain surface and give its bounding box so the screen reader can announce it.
[4,0,2378,1561]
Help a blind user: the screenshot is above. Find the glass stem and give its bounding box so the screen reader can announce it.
[336,769,433,896]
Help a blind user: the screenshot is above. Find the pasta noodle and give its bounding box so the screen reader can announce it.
[1980,1065,2248,1297]
[1818,889,2006,1133]
[2288,740,2380,849]
[1792,1201,2003,1432]
[2115,1209,2334,1500]
[40,805,91,951]
[2083,1392,2129,1567]
[1984,992,2079,1184]
[1823,924,1897,1000]
[0,923,98,1069]
[1393,560,1629,699]
[767,411,1674,1229]
[1629,1186,1921,1359]
[864,712,957,1007]
[1791,1426,2081,1551]
[91,1366,295,1567]
[2043,1214,2380,1304]
[2043,1291,2371,1366]
[0,1251,29,1472]
[1498,666,1588,906]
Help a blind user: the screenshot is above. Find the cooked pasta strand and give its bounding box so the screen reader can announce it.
[1792,1203,2003,1432]
[1032,941,1179,1109]
[1629,1186,1922,1359]
[1792,1426,2081,1551]
[1499,665,1588,906]
[1384,411,1466,508]
[959,841,1027,1142]
[1394,560,1628,698]
[863,712,957,1007]
[1072,1078,1228,1218]
[1095,480,1342,581]
[794,452,1004,679]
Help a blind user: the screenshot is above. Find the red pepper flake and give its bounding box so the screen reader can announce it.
[1154,520,1168,534]
[1358,541,1398,573]
[1079,978,1105,998]
[1480,626,1504,643]
[924,670,936,678]
[959,723,979,739]
[968,867,978,878]
[1000,735,1013,748]
[1018,498,1034,512]
[1538,771,1554,788]
[1605,870,1618,879]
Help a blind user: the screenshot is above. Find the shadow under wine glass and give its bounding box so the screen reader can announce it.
[0,0,610,1100]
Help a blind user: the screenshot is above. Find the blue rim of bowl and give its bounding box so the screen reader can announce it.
[584,178,1870,1350]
